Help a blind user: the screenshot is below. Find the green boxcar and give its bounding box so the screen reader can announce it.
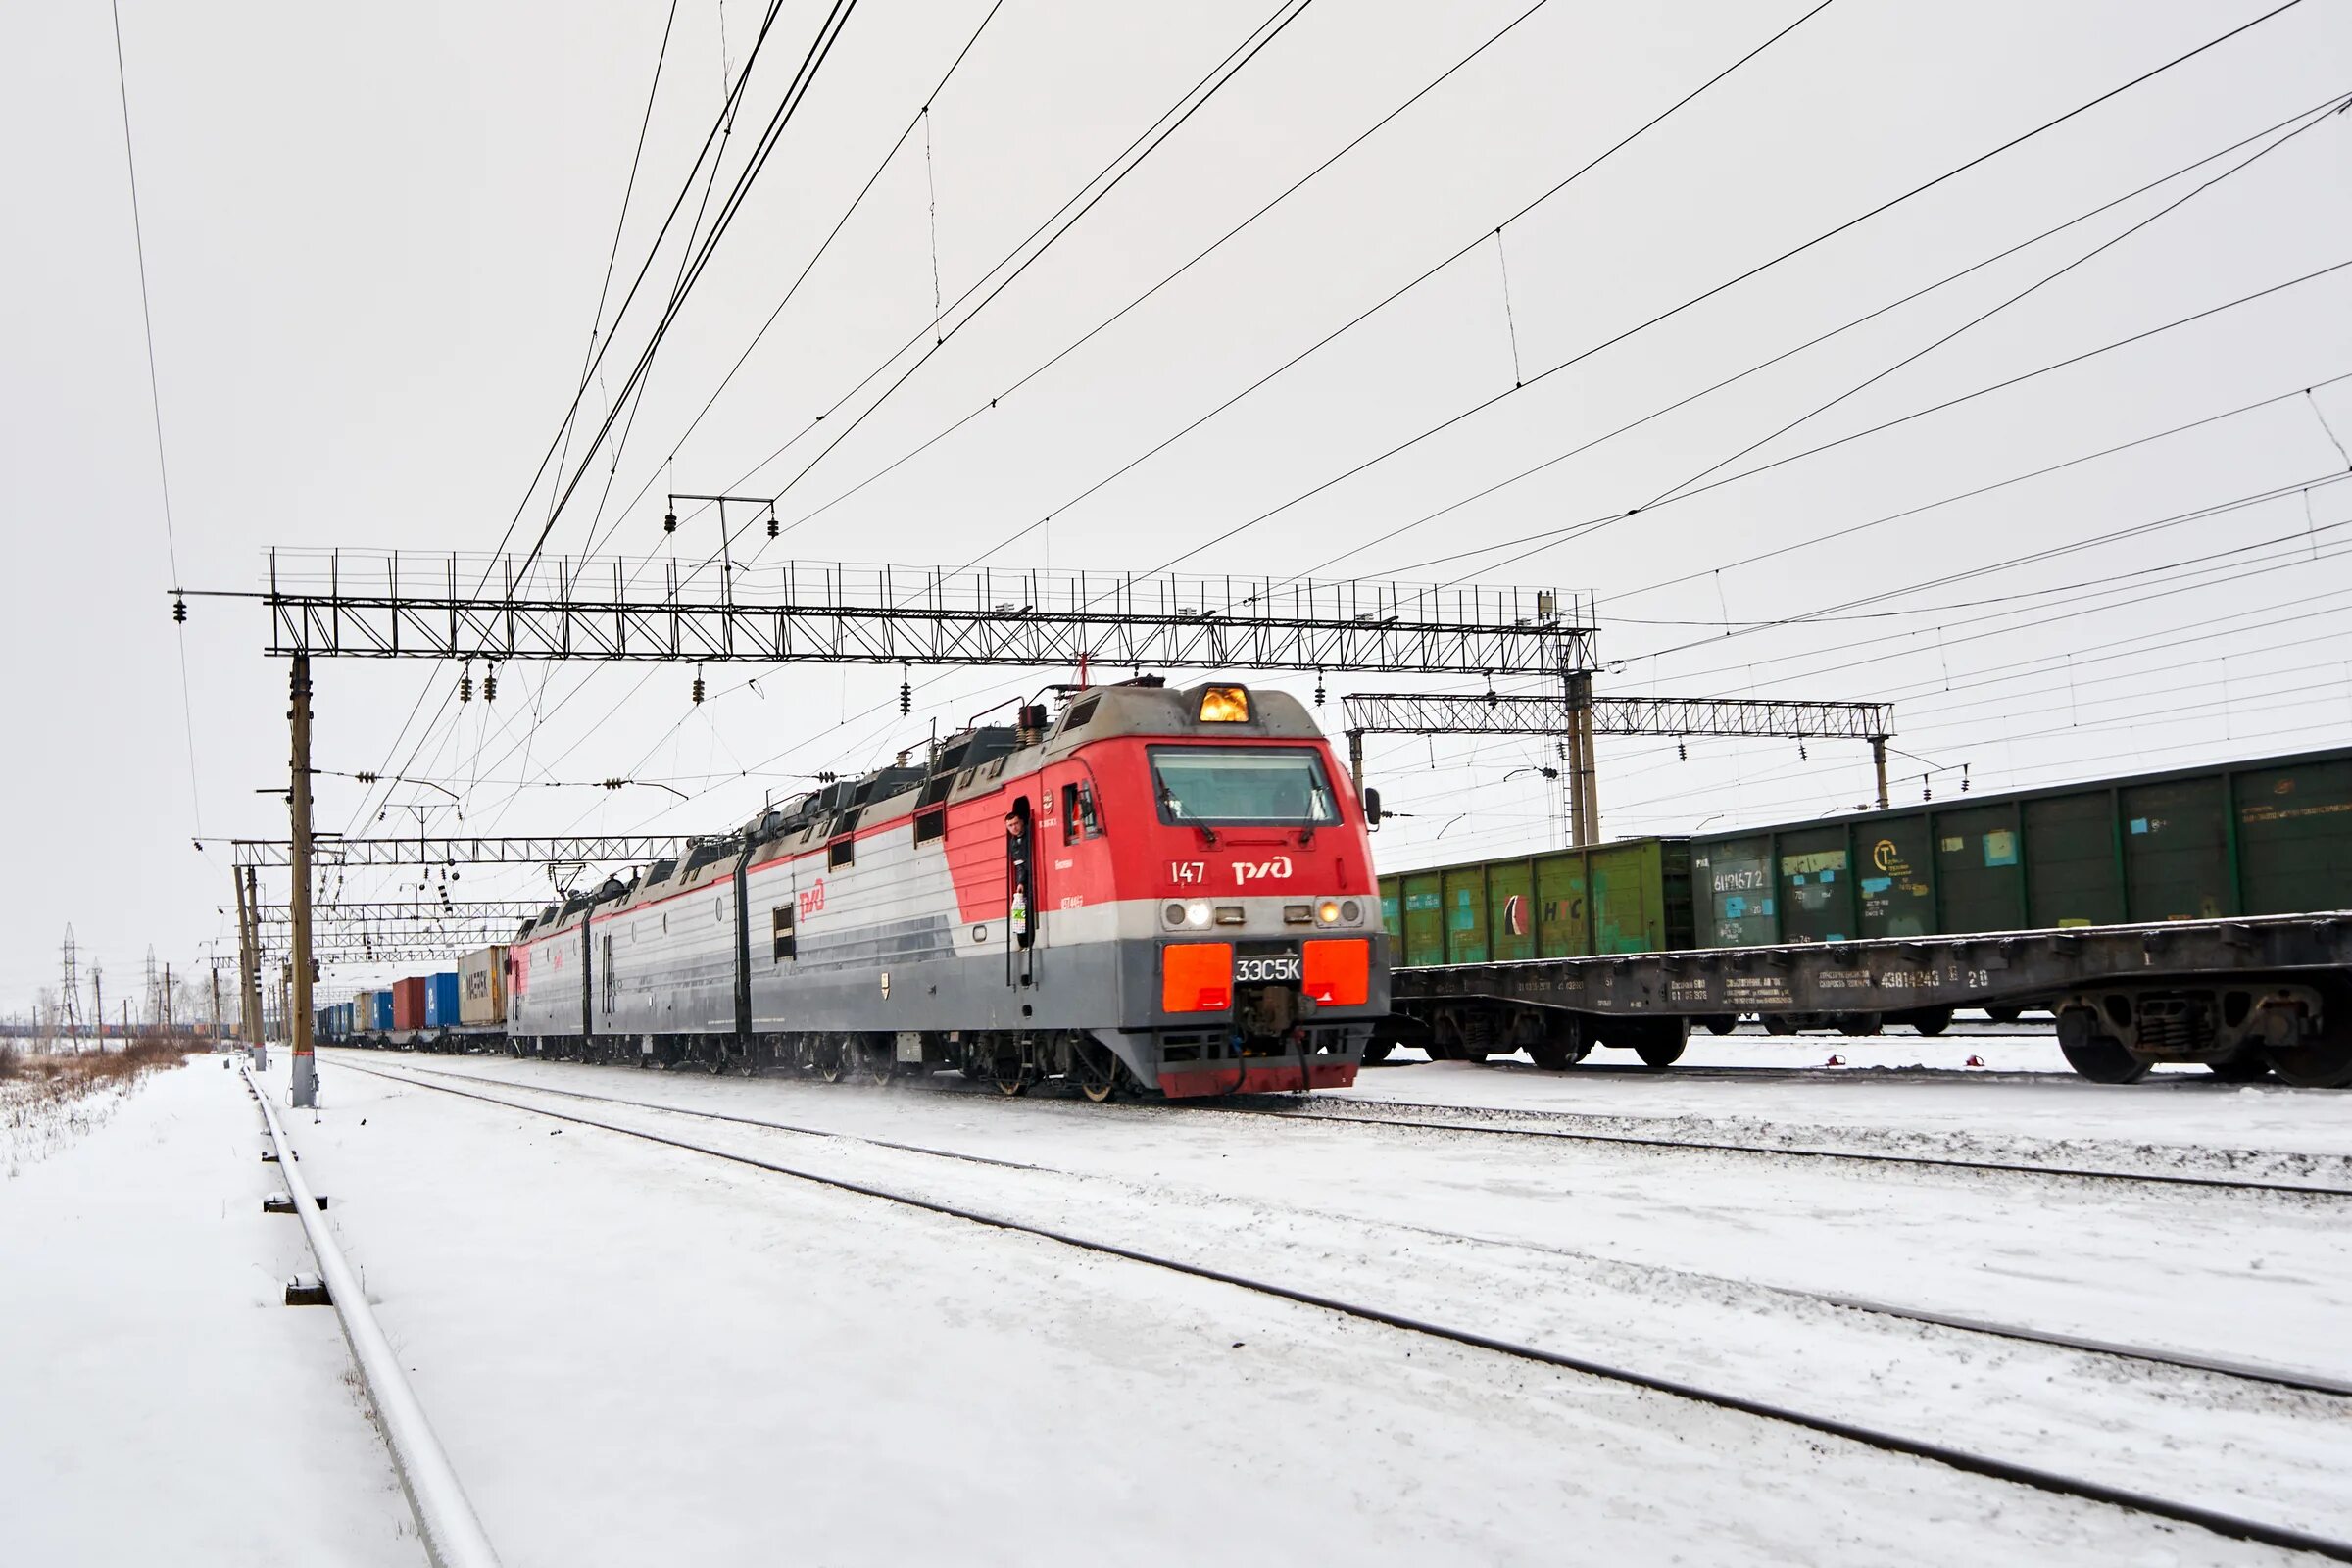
[1381,840,1692,966]
[1690,746,2352,946]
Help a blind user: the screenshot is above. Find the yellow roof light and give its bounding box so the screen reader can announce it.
[1198,685,1250,722]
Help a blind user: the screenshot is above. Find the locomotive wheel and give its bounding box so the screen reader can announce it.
[2059,1033,2149,1085]
[1071,1040,1120,1103]
[2204,1051,2273,1083]
[1360,1038,1395,1065]
[863,1044,894,1087]
[993,1069,1031,1098]
[815,1041,847,1084]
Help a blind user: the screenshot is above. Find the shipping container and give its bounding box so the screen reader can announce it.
[1379,839,1691,967]
[392,977,426,1032]
[350,992,374,1034]
[1690,746,2352,947]
[423,972,460,1030]
[371,992,393,1033]
[458,946,508,1027]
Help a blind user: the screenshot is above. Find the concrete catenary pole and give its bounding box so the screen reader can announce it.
[289,653,319,1107]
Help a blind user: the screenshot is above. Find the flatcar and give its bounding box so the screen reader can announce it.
[506,678,1388,1098]
[1378,745,2352,1085]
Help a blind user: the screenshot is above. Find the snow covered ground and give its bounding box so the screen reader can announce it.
[1355,1030,2352,1180]
[271,1044,2350,1566]
[0,1052,414,1566]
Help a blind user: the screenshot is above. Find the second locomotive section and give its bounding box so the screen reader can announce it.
[509,680,1388,1097]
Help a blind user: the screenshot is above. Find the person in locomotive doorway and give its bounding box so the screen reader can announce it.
[1004,806,1035,949]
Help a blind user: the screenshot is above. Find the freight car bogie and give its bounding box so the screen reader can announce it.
[2051,979,2352,1087]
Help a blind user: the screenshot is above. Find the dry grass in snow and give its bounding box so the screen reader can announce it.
[2,1033,195,1177]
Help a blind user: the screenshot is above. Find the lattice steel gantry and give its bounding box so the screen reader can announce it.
[1341,690,1894,847]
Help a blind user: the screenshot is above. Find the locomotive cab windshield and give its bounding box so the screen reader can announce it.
[1149,747,1340,826]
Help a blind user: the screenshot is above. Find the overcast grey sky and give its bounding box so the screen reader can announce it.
[4,0,2348,1005]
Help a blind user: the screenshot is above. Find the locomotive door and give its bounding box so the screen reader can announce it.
[1005,795,1036,989]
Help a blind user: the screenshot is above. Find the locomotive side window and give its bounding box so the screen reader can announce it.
[1149,747,1339,826]
[1060,781,1102,844]
[913,807,946,845]
[829,837,857,869]
[772,906,795,961]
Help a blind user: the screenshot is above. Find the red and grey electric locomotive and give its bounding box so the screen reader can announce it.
[506,679,1388,1097]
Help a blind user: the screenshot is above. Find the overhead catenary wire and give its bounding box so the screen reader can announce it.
[512,0,864,582]
[107,0,204,836]
[763,0,1557,556]
[572,0,1011,568]
[1060,0,2309,585]
[1383,256,2352,581]
[999,0,1843,580]
[1192,77,2349,590]
[1280,90,2352,585]
[1629,90,2348,513]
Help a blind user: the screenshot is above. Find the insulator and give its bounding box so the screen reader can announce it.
[766,516,779,539]
[458,674,472,703]
[900,680,911,716]
[1314,680,1325,708]
[1799,744,1809,761]
[816,770,837,784]
[1923,786,1933,802]
[172,596,187,624]
[663,510,678,534]
[483,671,498,703]
[1485,688,1498,708]
[692,675,706,704]
[1678,742,1688,761]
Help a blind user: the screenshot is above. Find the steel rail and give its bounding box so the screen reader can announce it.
[344,1056,2352,1400]
[335,1059,2352,1562]
[245,1066,503,1568]
[1250,1097,2352,1198]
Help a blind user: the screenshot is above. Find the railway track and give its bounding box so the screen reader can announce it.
[1189,1092,2352,1199]
[339,1045,2350,1195]
[337,1056,2352,1557]
[351,1058,2352,1397]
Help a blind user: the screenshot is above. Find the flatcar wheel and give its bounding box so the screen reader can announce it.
[2059,1033,2149,1085]
[1634,1036,1685,1070]
[2204,1052,2273,1083]
[1701,1014,1740,1037]
[2265,1037,2352,1089]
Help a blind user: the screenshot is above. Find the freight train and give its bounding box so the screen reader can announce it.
[318,946,508,1051]
[1380,746,2352,1086]
[336,680,1387,1099]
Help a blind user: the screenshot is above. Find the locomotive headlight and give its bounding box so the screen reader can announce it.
[1341,899,1362,924]
[1184,901,1211,928]
[1164,903,1187,927]
[1316,899,1343,925]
